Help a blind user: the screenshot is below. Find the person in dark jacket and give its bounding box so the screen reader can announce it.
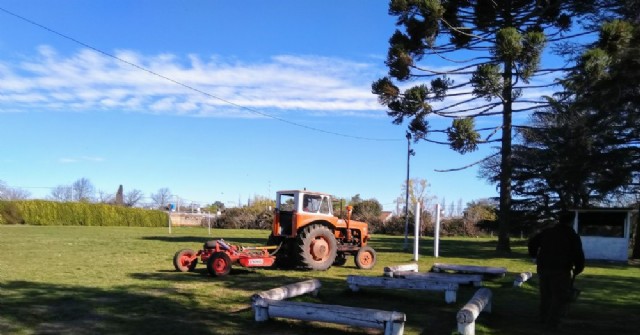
[528,211,585,329]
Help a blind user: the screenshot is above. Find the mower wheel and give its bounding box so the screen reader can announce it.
[173,249,198,272]
[355,246,377,270]
[207,252,232,277]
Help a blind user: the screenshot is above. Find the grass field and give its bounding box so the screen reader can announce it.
[1,225,638,334]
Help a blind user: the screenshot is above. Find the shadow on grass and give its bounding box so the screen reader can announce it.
[0,277,387,335]
[371,235,525,260]
[130,268,466,334]
[0,280,223,335]
[132,259,640,335]
[137,268,418,334]
[582,259,638,270]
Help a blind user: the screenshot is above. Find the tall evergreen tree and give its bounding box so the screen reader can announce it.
[115,185,124,206]
[561,14,640,257]
[481,97,636,216]
[373,0,618,251]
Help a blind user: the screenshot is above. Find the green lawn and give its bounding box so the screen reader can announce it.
[1,225,638,334]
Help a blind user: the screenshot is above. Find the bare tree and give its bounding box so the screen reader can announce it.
[124,189,144,207]
[72,178,95,202]
[0,180,31,200]
[49,185,72,201]
[96,190,115,204]
[151,188,172,209]
[396,178,436,215]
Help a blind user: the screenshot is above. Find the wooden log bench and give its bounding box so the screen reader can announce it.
[394,271,484,287]
[347,275,459,304]
[251,279,406,335]
[456,288,492,335]
[384,263,483,286]
[431,263,507,278]
[513,272,533,287]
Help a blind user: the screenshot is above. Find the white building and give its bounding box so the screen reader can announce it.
[572,208,637,262]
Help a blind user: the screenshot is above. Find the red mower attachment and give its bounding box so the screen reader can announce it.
[173,239,277,277]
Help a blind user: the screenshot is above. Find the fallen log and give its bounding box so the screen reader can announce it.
[251,278,320,302]
[456,288,492,335]
[513,272,533,287]
[383,263,419,277]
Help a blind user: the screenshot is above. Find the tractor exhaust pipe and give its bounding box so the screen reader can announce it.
[346,205,353,241]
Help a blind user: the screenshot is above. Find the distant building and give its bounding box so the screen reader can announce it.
[380,211,393,223]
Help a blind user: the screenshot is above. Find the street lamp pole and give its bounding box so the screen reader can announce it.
[403,131,415,251]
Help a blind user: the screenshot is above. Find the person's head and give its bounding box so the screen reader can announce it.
[558,211,575,226]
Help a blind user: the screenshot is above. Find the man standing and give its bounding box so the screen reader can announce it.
[528,211,585,330]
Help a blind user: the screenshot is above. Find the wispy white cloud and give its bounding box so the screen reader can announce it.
[0,46,387,118]
[0,46,558,126]
[57,156,105,164]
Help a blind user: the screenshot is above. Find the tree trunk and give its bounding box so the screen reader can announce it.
[497,60,513,252]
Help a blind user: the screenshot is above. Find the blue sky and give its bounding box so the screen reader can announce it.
[0,1,521,211]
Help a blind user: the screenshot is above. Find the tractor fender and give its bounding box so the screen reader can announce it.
[296,219,335,235]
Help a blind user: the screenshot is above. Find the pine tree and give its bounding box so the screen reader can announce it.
[373,0,619,251]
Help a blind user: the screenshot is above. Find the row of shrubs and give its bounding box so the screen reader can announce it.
[0,200,169,227]
[201,207,488,237]
[1,200,490,236]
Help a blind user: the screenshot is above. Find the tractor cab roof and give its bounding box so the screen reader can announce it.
[277,190,333,197]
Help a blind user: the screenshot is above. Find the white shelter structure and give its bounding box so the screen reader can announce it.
[572,208,636,262]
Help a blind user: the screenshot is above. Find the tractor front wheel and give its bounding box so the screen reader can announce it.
[173,249,198,272]
[355,246,376,270]
[207,252,232,277]
[298,224,337,271]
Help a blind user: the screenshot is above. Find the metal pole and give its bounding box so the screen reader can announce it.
[413,202,420,261]
[434,203,441,257]
[403,132,412,251]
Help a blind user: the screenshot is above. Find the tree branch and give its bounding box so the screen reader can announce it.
[434,153,500,172]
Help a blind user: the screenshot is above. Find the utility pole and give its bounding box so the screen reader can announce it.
[403,131,415,251]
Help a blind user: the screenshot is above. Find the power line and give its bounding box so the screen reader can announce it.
[0,7,402,142]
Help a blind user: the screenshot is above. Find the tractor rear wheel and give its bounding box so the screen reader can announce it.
[297,224,337,270]
[207,252,232,277]
[355,246,377,270]
[173,249,198,272]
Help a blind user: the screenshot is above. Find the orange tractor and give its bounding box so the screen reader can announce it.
[173,190,376,276]
[268,190,376,271]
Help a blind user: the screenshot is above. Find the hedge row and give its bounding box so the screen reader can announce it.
[0,200,169,227]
